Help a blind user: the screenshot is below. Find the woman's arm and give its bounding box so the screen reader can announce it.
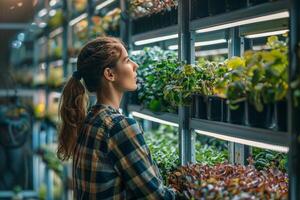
[107,116,176,200]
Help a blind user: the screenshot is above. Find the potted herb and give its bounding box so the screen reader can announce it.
[245,36,288,129]
[215,56,248,125]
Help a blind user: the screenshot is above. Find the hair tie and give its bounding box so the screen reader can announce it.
[72,71,82,80]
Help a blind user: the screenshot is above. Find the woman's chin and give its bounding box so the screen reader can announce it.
[126,85,137,92]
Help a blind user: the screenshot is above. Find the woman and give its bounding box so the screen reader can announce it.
[57,37,176,199]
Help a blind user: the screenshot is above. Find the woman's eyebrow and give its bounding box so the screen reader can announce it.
[123,56,129,61]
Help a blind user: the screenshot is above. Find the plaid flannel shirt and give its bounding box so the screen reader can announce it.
[73,104,176,200]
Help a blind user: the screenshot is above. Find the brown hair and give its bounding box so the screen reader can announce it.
[57,36,124,161]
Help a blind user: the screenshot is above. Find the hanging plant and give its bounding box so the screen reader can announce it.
[47,66,64,89]
[72,0,87,13]
[47,10,64,30]
[91,16,105,38]
[101,8,121,35]
[129,0,178,18]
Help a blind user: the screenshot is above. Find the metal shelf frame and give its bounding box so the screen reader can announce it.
[190,118,289,150]
[27,0,300,199]
[128,105,179,126]
[126,1,300,198]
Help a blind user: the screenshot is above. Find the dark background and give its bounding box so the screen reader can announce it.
[0,0,35,86]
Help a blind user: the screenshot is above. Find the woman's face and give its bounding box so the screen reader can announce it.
[113,44,139,92]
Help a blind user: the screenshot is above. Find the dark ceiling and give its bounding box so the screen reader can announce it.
[0,0,35,69]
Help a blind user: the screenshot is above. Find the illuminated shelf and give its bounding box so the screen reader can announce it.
[127,104,179,127]
[190,118,289,152]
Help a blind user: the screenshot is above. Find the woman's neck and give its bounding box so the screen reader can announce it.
[97,85,123,110]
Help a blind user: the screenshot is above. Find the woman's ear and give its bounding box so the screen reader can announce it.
[103,67,116,81]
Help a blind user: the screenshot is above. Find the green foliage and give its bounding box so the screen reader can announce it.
[215,56,249,109]
[47,10,64,29]
[245,36,288,112]
[215,36,288,111]
[131,47,178,112]
[36,145,63,178]
[144,125,179,182]
[144,125,228,183]
[252,148,287,171]
[164,64,200,106]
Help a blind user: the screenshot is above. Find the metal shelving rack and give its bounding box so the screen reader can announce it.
[25,0,300,199]
[127,0,300,199]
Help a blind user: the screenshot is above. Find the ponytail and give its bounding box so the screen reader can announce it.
[57,77,88,161]
[57,36,124,161]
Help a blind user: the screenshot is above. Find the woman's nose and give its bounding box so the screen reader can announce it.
[133,61,139,71]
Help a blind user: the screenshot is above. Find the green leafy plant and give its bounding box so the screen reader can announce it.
[36,145,63,178]
[245,35,288,112]
[131,46,178,112]
[215,56,249,109]
[47,10,64,30]
[144,125,228,183]
[251,148,287,171]
[129,0,178,18]
[164,64,202,106]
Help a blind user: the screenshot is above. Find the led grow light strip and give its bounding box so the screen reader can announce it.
[69,13,88,26]
[134,34,178,46]
[245,29,289,39]
[196,11,289,33]
[50,59,63,67]
[130,50,143,56]
[49,27,63,38]
[38,9,47,18]
[131,111,179,127]
[195,48,228,56]
[168,39,227,50]
[49,0,58,7]
[194,129,289,153]
[96,0,116,11]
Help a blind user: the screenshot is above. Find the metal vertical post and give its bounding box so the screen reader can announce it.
[178,0,195,165]
[62,0,69,78]
[87,0,94,40]
[240,37,253,56]
[288,0,300,199]
[120,0,132,116]
[227,27,250,165]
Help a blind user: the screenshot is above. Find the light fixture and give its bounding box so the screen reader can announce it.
[12,40,22,49]
[134,34,178,46]
[196,11,289,33]
[96,0,115,11]
[194,129,289,153]
[245,29,289,39]
[38,22,47,28]
[69,13,88,26]
[49,9,57,17]
[131,111,179,127]
[50,59,63,67]
[69,57,78,63]
[252,45,269,51]
[38,9,48,18]
[130,50,143,56]
[49,0,57,7]
[49,27,63,38]
[17,33,25,41]
[195,48,228,57]
[168,39,227,50]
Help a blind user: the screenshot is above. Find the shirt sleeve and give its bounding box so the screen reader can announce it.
[107,116,176,200]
